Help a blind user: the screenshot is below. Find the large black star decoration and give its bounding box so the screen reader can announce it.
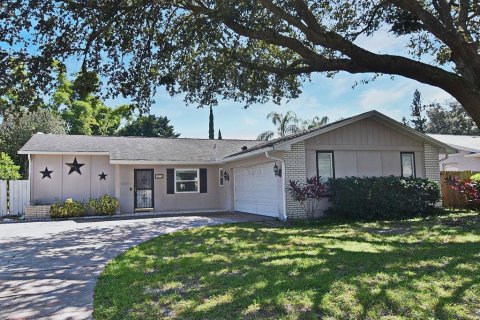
[99,172,107,180]
[65,157,85,175]
[39,167,53,179]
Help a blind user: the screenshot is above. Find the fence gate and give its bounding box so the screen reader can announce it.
[0,180,7,216]
[9,180,30,215]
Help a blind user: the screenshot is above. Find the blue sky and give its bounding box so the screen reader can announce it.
[65,29,452,140]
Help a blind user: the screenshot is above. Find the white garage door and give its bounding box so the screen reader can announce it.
[234,162,280,217]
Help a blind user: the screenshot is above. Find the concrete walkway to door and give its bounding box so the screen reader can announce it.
[0,213,271,320]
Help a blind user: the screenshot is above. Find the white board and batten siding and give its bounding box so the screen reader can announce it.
[233,162,280,218]
[0,180,7,216]
[305,117,425,179]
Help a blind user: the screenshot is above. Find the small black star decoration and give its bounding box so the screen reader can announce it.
[65,157,85,175]
[99,172,107,180]
[39,167,53,179]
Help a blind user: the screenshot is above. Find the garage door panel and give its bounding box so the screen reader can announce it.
[234,162,280,217]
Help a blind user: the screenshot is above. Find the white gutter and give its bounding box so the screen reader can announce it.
[265,151,287,221]
[222,147,275,163]
[464,153,480,158]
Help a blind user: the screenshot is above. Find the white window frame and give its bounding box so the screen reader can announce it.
[174,168,200,193]
[316,151,335,179]
[401,152,416,178]
[219,168,224,186]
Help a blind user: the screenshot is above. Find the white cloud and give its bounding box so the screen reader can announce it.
[359,84,411,110]
[354,29,409,54]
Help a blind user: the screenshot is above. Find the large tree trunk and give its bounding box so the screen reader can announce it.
[453,89,480,127]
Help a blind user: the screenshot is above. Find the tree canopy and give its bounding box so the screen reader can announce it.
[0,152,21,180]
[425,101,480,135]
[1,1,480,125]
[403,90,480,135]
[117,114,180,138]
[0,109,66,175]
[49,70,133,135]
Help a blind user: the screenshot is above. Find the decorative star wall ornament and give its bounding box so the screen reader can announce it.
[65,157,85,175]
[39,167,53,179]
[99,172,107,180]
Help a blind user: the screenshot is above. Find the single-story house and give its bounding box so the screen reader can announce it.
[19,110,455,220]
[427,134,480,171]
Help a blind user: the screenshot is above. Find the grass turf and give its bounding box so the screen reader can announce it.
[93,212,480,319]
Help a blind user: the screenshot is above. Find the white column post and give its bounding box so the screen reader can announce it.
[115,164,121,214]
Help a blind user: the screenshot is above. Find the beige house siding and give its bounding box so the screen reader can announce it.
[305,118,425,179]
[31,154,115,204]
[118,164,222,213]
[301,118,435,216]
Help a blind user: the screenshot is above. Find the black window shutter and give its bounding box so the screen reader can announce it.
[200,168,207,193]
[167,169,175,194]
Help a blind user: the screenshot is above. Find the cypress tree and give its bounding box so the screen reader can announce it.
[218,129,222,140]
[208,106,214,139]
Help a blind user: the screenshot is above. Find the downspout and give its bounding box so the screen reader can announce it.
[439,153,448,172]
[28,153,33,205]
[265,150,288,221]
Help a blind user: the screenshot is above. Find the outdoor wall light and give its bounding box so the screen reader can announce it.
[223,170,230,181]
[273,163,282,177]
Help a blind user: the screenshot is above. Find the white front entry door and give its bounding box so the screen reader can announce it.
[234,162,280,217]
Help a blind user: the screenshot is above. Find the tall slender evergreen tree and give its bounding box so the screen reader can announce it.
[218,129,222,140]
[208,106,214,139]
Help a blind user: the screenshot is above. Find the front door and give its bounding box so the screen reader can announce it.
[134,169,154,210]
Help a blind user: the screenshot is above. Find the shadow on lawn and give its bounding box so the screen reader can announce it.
[94,214,480,319]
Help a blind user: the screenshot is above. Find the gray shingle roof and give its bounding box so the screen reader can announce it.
[19,134,261,162]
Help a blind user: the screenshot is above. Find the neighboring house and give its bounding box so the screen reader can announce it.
[427,134,480,171]
[19,110,454,220]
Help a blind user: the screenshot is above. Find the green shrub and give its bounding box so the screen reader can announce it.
[88,195,119,216]
[50,198,86,219]
[470,173,480,183]
[327,176,440,221]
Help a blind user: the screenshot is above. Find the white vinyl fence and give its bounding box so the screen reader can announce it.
[0,180,30,217]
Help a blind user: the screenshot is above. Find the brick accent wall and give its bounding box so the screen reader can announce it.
[284,141,307,219]
[424,144,440,184]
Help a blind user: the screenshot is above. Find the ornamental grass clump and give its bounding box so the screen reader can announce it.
[288,176,329,220]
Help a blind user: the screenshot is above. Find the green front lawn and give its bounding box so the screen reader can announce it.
[94,212,480,319]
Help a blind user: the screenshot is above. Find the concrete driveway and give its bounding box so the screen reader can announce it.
[0,213,269,320]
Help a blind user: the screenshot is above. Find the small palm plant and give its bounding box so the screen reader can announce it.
[257,111,299,141]
[257,112,329,141]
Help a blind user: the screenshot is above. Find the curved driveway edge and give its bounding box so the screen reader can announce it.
[0,213,269,320]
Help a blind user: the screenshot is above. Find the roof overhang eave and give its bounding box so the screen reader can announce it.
[109,159,221,165]
[18,151,110,155]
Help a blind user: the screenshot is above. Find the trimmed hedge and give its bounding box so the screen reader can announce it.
[327,176,440,220]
